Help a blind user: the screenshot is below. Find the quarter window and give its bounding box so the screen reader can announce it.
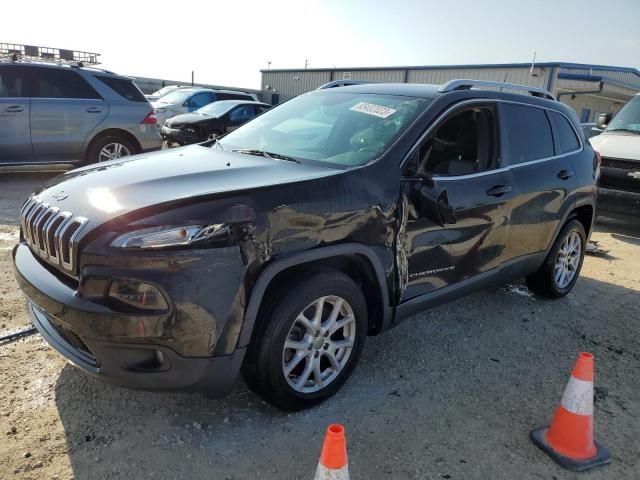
[95,76,147,102]
[502,103,554,164]
[548,110,580,154]
[30,68,101,99]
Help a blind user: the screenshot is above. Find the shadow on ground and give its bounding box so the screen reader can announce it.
[53,275,640,480]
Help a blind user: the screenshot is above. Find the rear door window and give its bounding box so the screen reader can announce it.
[502,103,554,164]
[30,68,102,99]
[95,76,147,102]
[547,110,581,154]
[0,66,27,97]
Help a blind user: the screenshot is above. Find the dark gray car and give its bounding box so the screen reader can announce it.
[0,61,162,165]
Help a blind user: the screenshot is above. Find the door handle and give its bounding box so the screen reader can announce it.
[557,170,574,180]
[486,185,512,197]
[5,105,24,112]
[86,107,103,113]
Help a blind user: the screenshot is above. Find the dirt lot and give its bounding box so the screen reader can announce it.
[1,173,639,480]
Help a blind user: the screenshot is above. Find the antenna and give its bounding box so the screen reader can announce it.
[530,51,537,73]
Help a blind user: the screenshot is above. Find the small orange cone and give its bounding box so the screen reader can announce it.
[531,352,610,472]
[315,424,349,480]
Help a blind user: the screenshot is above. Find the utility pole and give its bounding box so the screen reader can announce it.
[191,70,194,86]
[304,58,309,69]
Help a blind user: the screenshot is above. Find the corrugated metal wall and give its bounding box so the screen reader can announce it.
[262,66,553,103]
[262,70,331,102]
[333,69,406,83]
[407,67,550,89]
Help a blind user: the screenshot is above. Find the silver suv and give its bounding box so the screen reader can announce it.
[0,61,162,165]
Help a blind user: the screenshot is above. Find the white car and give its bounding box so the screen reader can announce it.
[152,88,259,127]
[589,93,640,216]
[145,85,184,102]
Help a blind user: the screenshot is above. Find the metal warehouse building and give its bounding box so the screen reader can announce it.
[261,62,640,122]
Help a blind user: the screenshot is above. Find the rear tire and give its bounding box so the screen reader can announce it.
[526,219,586,298]
[242,270,367,411]
[85,134,138,164]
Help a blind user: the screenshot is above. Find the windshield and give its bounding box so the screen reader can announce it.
[218,91,427,167]
[197,101,236,117]
[156,89,194,105]
[606,96,640,133]
[153,86,179,97]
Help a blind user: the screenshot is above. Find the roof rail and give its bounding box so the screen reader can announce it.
[438,79,555,100]
[0,42,101,66]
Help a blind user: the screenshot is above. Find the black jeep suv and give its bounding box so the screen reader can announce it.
[13,80,598,410]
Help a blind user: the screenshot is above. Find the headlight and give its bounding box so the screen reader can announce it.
[111,224,229,249]
[155,108,167,114]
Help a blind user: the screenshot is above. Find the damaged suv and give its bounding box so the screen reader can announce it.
[14,80,598,410]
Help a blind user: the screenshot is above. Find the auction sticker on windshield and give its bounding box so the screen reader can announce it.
[350,102,397,118]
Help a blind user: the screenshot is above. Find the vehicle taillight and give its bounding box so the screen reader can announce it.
[141,111,157,125]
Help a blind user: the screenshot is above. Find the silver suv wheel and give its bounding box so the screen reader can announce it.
[98,142,131,162]
[282,295,356,394]
[554,231,582,288]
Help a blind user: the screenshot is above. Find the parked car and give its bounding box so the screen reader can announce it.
[0,60,162,165]
[161,100,271,145]
[13,80,598,411]
[590,94,640,216]
[145,84,184,102]
[152,88,259,127]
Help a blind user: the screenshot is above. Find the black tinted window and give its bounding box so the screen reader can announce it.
[548,111,580,154]
[0,66,27,97]
[502,104,554,164]
[31,68,101,99]
[408,105,499,177]
[96,76,147,102]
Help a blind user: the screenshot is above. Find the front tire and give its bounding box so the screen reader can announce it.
[242,270,367,411]
[526,219,586,298]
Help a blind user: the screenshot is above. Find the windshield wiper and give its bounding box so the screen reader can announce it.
[232,149,301,163]
[607,128,640,135]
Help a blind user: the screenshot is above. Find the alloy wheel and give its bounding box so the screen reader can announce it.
[98,142,131,162]
[282,295,356,394]
[554,231,582,289]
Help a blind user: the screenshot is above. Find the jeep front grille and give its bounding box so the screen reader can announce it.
[20,196,88,275]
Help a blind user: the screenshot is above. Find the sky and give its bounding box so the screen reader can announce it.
[4,0,640,89]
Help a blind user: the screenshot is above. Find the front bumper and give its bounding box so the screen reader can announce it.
[161,125,200,145]
[598,187,640,216]
[13,243,246,396]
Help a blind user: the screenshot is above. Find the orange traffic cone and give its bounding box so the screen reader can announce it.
[530,352,610,472]
[315,424,349,480]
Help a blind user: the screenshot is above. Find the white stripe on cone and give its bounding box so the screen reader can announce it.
[314,464,349,480]
[560,376,593,416]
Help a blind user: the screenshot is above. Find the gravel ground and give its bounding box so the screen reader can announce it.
[1,173,639,480]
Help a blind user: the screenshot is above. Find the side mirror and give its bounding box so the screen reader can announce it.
[597,113,612,129]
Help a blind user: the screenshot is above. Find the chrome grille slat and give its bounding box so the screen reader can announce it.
[20,196,88,276]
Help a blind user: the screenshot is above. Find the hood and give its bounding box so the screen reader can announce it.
[166,112,213,127]
[34,146,338,227]
[589,132,640,160]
